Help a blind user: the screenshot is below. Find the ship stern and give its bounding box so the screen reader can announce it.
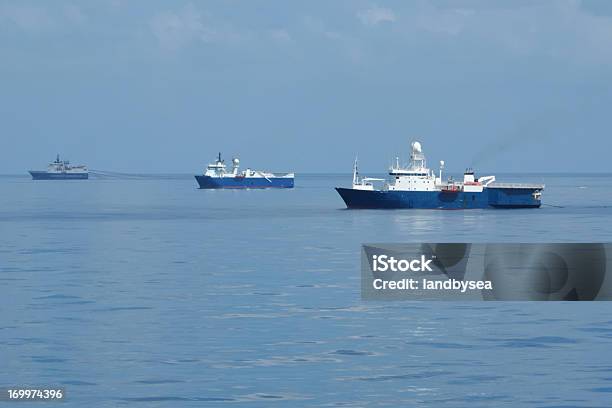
[487,186,543,208]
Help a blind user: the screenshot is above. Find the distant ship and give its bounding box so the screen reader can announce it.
[336,141,543,209]
[29,154,89,180]
[195,153,294,189]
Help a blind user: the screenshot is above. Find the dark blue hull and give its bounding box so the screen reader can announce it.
[29,171,88,180]
[195,175,294,189]
[335,187,541,209]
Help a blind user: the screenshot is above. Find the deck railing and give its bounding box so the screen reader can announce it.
[489,183,545,189]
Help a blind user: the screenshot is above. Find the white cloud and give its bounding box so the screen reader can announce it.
[357,5,396,26]
[303,16,364,62]
[269,28,292,44]
[0,4,88,33]
[149,3,249,51]
[372,1,612,64]
[0,5,55,32]
[149,4,217,50]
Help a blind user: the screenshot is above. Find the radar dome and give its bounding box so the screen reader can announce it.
[232,158,240,165]
[412,141,422,153]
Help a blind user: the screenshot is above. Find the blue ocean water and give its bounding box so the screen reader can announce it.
[1,173,612,407]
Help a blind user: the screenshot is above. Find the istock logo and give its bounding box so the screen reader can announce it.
[372,254,434,272]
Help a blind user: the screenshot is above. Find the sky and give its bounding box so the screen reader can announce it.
[1,0,612,174]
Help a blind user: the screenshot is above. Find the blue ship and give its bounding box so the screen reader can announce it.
[195,153,294,189]
[336,142,543,209]
[29,154,89,180]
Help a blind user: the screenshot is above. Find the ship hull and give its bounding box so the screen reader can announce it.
[195,175,294,189]
[29,171,89,180]
[335,187,541,209]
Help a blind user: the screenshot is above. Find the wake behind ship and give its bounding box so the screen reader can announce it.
[336,142,543,209]
[195,153,294,189]
[29,154,88,180]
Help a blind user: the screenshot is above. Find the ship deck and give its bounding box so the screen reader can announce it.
[488,183,544,189]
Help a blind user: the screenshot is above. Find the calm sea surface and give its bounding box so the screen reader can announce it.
[2,173,612,407]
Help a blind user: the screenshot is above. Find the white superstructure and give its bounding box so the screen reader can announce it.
[352,141,496,192]
[204,153,294,179]
[352,157,384,190]
[47,154,88,174]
